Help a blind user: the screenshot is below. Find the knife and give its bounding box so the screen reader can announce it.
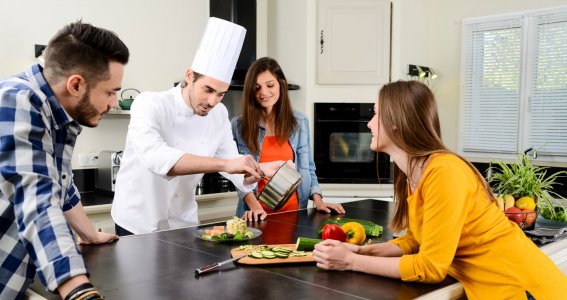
[195,254,247,275]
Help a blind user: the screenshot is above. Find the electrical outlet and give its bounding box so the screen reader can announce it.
[78,153,98,167]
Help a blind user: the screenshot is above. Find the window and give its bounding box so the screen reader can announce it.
[460,7,567,161]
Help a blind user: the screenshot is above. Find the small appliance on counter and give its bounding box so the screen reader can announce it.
[96,150,122,194]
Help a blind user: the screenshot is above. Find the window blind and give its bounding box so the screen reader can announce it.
[461,17,524,154]
[527,12,567,156]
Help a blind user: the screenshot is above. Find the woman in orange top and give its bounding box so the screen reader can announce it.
[231,57,345,221]
[313,80,567,299]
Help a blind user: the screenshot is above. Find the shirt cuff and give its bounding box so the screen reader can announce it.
[389,238,414,255]
[62,186,81,211]
[398,254,424,282]
[40,254,88,292]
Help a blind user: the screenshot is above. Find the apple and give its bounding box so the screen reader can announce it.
[522,208,537,226]
[505,207,525,224]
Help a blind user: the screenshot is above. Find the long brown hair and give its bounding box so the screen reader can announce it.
[240,57,297,154]
[379,81,495,232]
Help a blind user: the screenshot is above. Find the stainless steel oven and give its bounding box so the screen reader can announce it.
[314,103,391,184]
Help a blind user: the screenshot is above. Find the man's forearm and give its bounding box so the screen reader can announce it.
[64,202,98,242]
[168,153,226,176]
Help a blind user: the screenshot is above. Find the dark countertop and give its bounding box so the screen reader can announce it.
[33,199,457,299]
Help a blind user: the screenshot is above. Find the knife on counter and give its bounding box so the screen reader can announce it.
[195,254,247,275]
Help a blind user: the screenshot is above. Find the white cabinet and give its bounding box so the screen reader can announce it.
[84,205,115,234]
[197,192,238,224]
[82,193,239,233]
[317,0,391,85]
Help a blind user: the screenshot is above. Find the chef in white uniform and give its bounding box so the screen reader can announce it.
[111,18,280,235]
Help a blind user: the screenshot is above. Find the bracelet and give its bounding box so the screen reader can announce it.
[64,283,94,300]
[83,293,104,300]
[75,290,103,300]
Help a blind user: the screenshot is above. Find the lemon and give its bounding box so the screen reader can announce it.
[515,196,536,210]
[504,194,515,210]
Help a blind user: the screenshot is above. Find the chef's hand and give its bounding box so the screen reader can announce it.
[226,155,262,180]
[242,208,267,222]
[259,160,294,177]
[313,239,357,271]
[78,232,119,245]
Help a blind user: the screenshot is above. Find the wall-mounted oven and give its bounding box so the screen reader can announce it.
[314,102,391,184]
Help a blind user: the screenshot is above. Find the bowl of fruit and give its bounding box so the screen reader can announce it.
[489,153,567,230]
[499,195,538,230]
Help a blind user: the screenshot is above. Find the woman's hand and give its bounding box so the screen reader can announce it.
[313,194,346,214]
[313,239,357,270]
[315,201,346,214]
[242,208,267,222]
[78,231,119,245]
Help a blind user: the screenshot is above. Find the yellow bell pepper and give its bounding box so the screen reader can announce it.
[341,222,366,245]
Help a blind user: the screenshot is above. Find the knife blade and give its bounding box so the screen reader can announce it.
[195,254,247,275]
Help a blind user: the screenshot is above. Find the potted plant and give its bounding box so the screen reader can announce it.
[488,153,567,229]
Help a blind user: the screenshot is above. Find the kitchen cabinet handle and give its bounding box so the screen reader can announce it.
[320,30,324,54]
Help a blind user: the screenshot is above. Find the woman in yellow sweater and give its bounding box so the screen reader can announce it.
[313,80,567,299]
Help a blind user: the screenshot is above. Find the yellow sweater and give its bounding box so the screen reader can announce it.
[390,153,567,300]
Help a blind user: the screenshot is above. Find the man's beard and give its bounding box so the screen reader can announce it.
[189,98,210,117]
[75,90,104,127]
[188,84,210,116]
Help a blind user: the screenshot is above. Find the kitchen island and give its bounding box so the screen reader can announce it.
[30,199,567,299]
[32,199,454,299]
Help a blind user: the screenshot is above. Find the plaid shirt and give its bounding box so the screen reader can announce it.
[0,64,87,300]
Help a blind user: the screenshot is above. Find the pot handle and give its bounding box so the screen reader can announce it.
[120,88,141,100]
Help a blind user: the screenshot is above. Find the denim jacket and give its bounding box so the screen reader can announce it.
[231,111,322,216]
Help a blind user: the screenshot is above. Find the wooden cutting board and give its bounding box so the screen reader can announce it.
[231,244,315,265]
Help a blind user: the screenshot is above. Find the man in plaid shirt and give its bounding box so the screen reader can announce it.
[0,21,129,300]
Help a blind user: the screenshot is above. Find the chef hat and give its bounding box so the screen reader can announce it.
[191,17,247,84]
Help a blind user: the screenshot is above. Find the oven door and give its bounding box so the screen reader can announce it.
[314,103,390,183]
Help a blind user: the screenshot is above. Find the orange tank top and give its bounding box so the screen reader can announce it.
[258,136,298,213]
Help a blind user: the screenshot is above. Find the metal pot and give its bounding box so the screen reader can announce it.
[258,163,302,211]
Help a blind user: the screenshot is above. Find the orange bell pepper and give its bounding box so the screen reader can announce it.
[341,222,366,245]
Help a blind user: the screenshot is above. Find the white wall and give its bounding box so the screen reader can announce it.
[269,0,567,154]
[0,1,208,167]
[2,0,567,168]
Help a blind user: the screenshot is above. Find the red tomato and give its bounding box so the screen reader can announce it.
[321,224,347,242]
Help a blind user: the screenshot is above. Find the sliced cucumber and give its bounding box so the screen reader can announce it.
[249,251,263,259]
[271,247,292,253]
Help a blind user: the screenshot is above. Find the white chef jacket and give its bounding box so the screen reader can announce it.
[111,85,252,234]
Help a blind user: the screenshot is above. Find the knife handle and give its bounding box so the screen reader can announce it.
[195,263,220,275]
